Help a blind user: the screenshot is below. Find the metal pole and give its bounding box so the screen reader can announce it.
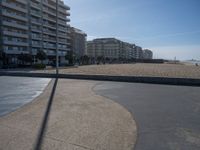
[56,0,59,74]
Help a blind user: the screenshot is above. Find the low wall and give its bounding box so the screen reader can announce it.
[0,71,200,87]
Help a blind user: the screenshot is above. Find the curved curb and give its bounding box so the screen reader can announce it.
[91,81,138,150]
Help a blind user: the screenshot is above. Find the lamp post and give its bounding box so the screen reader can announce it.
[56,0,59,74]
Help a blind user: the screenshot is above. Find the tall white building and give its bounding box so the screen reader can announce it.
[0,0,70,65]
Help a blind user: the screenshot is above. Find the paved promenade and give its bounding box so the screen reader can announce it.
[0,79,137,150]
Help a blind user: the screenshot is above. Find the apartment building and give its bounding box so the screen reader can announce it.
[121,42,136,59]
[135,46,143,59]
[87,38,130,59]
[0,0,70,65]
[69,27,87,59]
[87,38,142,60]
[143,49,153,59]
[86,38,155,61]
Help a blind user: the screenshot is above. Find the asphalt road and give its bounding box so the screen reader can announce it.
[0,76,50,117]
[94,82,200,150]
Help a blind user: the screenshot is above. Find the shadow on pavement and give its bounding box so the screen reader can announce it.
[34,78,58,150]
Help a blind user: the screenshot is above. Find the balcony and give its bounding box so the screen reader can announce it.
[31,25,42,32]
[5,49,29,55]
[3,31,28,38]
[58,33,67,38]
[66,42,71,46]
[2,21,28,30]
[45,50,67,57]
[31,20,42,26]
[58,8,68,15]
[43,0,70,10]
[43,31,56,37]
[58,15,66,21]
[43,2,56,10]
[58,40,67,44]
[43,8,56,17]
[30,2,41,10]
[59,18,70,23]
[34,0,40,2]
[58,27,67,33]
[43,15,56,23]
[3,40,28,47]
[47,18,56,23]
[32,36,42,40]
[32,43,42,48]
[66,12,70,16]
[67,18,70,22]
[43,23,56,30]
[1,1,27,13]
[58,1,70,10]
[58,20,67,26]
[44,45,56,49]
[15,0,27,5]
[30,10,41,18]
[2,11,28,22]
[43,38,56,43]
[31,28,42,33]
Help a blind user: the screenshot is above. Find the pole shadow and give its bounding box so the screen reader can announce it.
[34,78,58,150]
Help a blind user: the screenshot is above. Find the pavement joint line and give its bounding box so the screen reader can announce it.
[138,127,177,134]
[69,143,94,150]
[45,135,66,143]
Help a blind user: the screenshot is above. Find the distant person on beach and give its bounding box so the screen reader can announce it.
[195,63,199,66]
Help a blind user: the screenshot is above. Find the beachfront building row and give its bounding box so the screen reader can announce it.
[86,38,153,60]
[0,0,70,65]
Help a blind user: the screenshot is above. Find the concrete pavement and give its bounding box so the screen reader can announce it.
[0,79,137,150]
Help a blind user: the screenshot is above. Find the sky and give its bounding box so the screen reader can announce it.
[64,0,200,60]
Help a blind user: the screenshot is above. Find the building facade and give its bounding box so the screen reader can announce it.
[121,42,136,59]
[135,46,143,59]
[0,0,70,65]
[143,49,153,59]
[86,38,154,61]
[87,38,137,60]
[69,27,87,59]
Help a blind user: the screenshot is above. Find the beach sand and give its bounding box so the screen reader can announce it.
[38,63,200,79]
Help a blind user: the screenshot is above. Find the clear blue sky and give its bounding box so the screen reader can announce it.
[65,0,200,60]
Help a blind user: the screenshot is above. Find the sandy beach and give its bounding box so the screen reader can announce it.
[38,63,200,79]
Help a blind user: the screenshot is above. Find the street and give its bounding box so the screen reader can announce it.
[94,82,200,150]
